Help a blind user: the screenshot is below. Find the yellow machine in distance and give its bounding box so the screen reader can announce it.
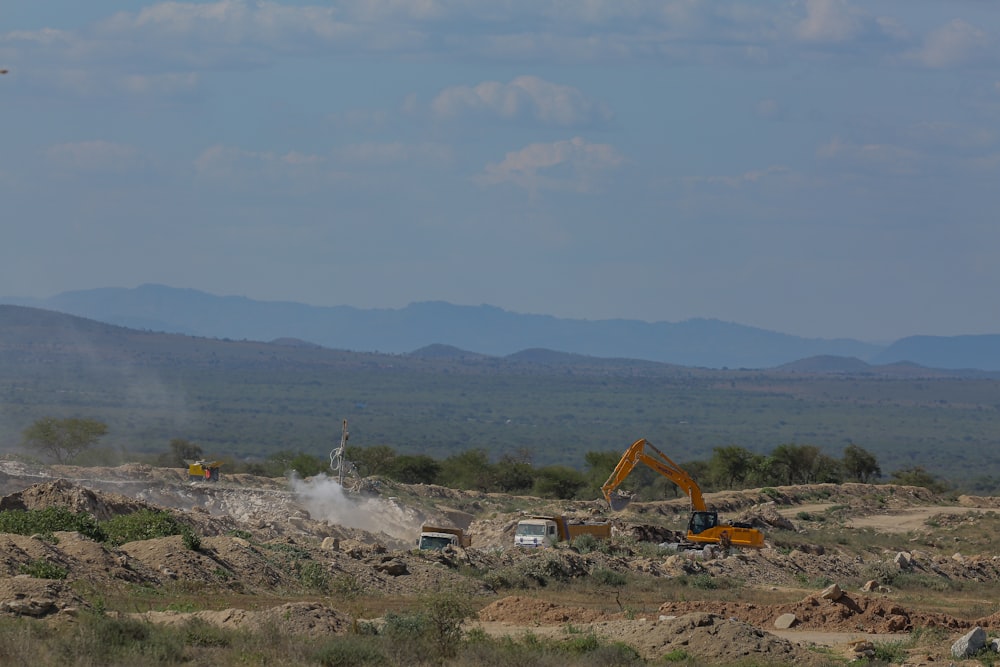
[601,438,765,549]
[188,460,223,482]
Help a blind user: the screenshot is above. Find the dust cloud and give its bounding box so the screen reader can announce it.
[290,474,421,542]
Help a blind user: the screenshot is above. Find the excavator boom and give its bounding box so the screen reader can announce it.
[601,438,706,511]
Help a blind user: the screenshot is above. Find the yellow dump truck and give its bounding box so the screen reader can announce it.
[188,460,223,482]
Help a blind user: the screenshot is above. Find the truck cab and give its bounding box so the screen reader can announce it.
[514,518,559,548]
[418,531,460,550]
[417,525,471,550]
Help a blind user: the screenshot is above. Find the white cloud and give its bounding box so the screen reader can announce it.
[478,136,623,193]
[911,19,993,69]
[794,0,861,44]
[0,0,971,80]
[46,141,142,173]
[430,75,612,127]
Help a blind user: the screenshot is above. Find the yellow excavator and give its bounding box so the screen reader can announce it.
[601,438,765,549]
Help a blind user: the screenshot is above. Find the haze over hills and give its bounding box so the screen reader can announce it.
[3,284,1000,371]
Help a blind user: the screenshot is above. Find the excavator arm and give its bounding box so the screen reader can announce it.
[601,438,707,511]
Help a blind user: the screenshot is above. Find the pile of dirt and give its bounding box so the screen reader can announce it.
[593,612,833,665]
[0,478,151,521]
[0,575,89,618]
[732,502,796,530]
[657,592,971,634]
[475,600,832,665]
[478,595,622,624]
[138,601,352,637]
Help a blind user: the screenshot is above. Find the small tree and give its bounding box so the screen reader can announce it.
[389,455,440,484]
[345,444,396,477]
[22,417,108,464]
[709,445,754,489]
[890,466,948,493]
[532,465,586,499]
[843,443,881,483]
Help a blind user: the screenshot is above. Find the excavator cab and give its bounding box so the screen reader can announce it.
[688,511,718,535]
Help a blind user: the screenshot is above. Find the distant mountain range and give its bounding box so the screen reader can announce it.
[3,284,1000,371]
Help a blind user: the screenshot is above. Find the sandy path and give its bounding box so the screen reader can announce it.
[846,506,973,533]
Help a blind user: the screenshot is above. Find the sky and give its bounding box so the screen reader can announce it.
[2,1,999,343]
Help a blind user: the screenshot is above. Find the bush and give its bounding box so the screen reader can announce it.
[313,636,387,667]
[182,617,232,648]
[420,589,476,658]
[592,568,627,587]
[0,507,104,542]
[572,533,600,554]
[17,559,68,580]
[100,509,198,549]
[297,561,330,592]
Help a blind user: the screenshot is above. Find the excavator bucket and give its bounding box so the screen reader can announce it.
[607,490,633,512]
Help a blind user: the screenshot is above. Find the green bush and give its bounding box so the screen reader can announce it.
[56,612,185,665]
[680,574,718,590]
[100,509,198,549]
[0,507,104,542]
[312,636,387,667]
[297,561,330,592]
[182,617,232,648]
[572,533,600,554]
[592,568,628,587]
[17,559,68,580]
[872,640,907,663]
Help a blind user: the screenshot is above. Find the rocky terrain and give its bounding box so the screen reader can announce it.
[2,458,1000,665]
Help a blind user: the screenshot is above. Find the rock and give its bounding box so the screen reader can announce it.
[774,613,797,629]
[849,640,873,652]
[894,551,912,568]
[0,597,56,617]
[820,583,843,601]
[991,637,1000,653]
[861,580,878,592]
[373,559,408,576]
[320,537,340,551]
[951,626,986,658]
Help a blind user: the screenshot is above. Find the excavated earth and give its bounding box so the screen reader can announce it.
[2,459,1000,665]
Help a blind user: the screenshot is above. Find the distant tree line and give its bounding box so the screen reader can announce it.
[16,416,952,498]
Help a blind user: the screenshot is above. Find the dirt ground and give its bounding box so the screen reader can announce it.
[1,459,999,665]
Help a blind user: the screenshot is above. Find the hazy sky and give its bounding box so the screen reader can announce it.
[3,1,999,342]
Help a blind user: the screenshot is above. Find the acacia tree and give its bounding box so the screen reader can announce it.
[709,445,754,489]
[22,417,108,464]
[843,444,881,483]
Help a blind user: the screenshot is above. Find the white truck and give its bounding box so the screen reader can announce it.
[514,515,612,548]
[417,525,472,550]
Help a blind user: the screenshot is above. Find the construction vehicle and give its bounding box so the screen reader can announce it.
[417,525,471,550]
[188,460,223,482]
[601,438,765,549]
[514,515,612,548]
